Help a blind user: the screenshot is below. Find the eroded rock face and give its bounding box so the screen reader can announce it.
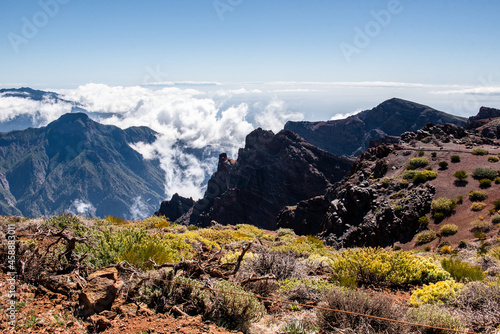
[174,129,353,230]
[155,193,194,221]
[320,183,435,248]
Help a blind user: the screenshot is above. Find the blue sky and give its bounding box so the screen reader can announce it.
[1,0,500,118]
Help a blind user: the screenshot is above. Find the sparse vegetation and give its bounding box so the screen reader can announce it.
[406,304,464,334]
[441,258,485,282]
[440,224,458,236]
[421,136,432,143]
[470,202,487,211]
[489,156,500,162]
[408,157,429,169]
[438,161,448,169]
[431,197,456,216]
[418,216,429,227]
[469,190,488,201]
[492,214,500,224]
[470,219,489,232]
[450,155,461,163]
[479,178,492,188]
[471,148,489,155]
[415,230,437,245]
[402,170,437,183]
[472,167,497,180]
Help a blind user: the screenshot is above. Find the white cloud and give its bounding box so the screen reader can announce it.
[264,81,466,89]
[330,109,362,120]
[143,81,222,86]
[0,95,73,126]
[432,86,500,95]
[129,196,149,220]
[254,98,304,133]
[68,199,96,217]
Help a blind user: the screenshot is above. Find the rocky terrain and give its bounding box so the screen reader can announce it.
[158,128,353,230]
[284,98,466,157]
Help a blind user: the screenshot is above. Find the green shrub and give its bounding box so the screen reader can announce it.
[489,247,500,261]
[450,155,461,163]
[495,177,500,184]
[470,219,489,232]
[415,230,437,245]
[406,304,464,334]
[431,197,456,215]
[187,225,199,231]
[433,212,445,220]
[474,232,487,239]
[402,170,438,183]
[431,152,437,158]
[424,246,431,252]
[421,136,432,143]
[471,148,489,155]
[207,280,265,330]
[458,240,468,248]
[469,190,488,201]
[453,170,468,181]
[276,228,295,237]
[479,178,492,188]
[410,280,463,306]
[472,167,497,180]
[493,200,500,210]
[438,161,448,169]
[489,156,500,162]
[470,202,487,211]
[456,195,463,204]
[492,214,500,224]
[418,150,425,157]
[105,215,125,224]
[418,216,429,227]
[331,248,450,286]
[409,157,429,168]
[441,258,485,282]
[318,287,403,334]
[440,224,458,236]
[278,321,307,334]
[44,213,87,236]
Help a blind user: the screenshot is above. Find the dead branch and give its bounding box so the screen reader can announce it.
[240,274,276,286]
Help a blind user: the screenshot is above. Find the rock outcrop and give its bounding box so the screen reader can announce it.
[284,98,466,157]
[171,129,353,230]
[155,193,194,221]
[466,106,500,139]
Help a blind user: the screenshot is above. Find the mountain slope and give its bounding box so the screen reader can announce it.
[284,98,467,157]
[0,113,165,218]
[158,128,353,230]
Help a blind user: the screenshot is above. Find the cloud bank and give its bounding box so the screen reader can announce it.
[0,84,303,201]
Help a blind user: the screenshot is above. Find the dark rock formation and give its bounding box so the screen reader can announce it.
[155,193,194,221]
[284,98,466,157]
[173,129,353,230]
[276,196,331,236]
[320,182,435,248]
[466,106,500,139]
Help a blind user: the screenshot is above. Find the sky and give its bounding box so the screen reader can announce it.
[1,0,500,202]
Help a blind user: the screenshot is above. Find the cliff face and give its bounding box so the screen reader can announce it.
[284,98,467,157]
[158,129,353,230]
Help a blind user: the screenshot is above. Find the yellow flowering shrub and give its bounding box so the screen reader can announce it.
[410,280,463,306]
[331,248,450,286]
[220,250,256,264]
[273,235,328,256]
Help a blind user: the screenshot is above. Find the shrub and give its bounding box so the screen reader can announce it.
[492,214,500,224]
[450,155,461,163]
[331,248,450,286]
[142,215,170,228]
[472,167,497,180]
[406,305,464,334]
[438,161,448,169]
[458,240,468,248]
[105,215,125,224]
[493,199,500,210]
[489,156,500,162]
[470,202,487,211]
[415,230,437,245]
[409,157,429,168]
[474,232,487,239]
[453,281,500,331]
[479,178,492,188]
[433,212,445,220]
[250,251,303,280]
[418,216,429,227]
[278,320,307,334]
[421,136,432,143]
[431,152,437,158]
[456,195,463,204]
[424,246,431,252]
[441,258,485,282]
[440,224,458,236]
[495,177,500,184]
[45,213,87,236]
[431,197,456,215]
[276,228,295,237]
[318,288,403,334]
[207,280,265,330]
[489,247,500,261]
[471,148,489,155]
[469,190,488,201]
[402,170,438,183]
[410,280,463,306]
[470,219,489,232]
[279,278,335,304]
[418,150,425,157]
[453,170,468,182]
